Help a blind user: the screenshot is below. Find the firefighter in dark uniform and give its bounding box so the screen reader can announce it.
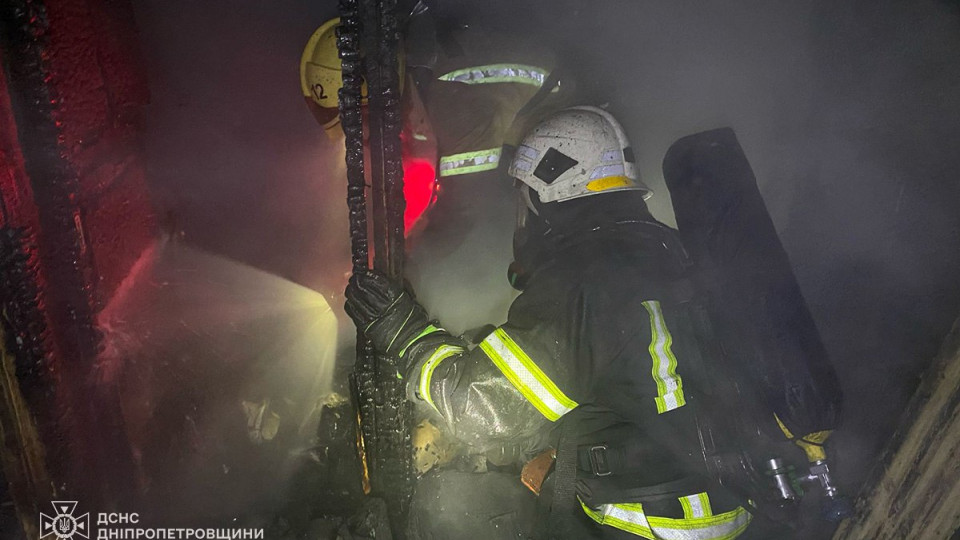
[403,8,573,333]
[300,8,571,333]
[345,107,753,539]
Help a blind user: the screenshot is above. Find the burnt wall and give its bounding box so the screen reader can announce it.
[0,0,156,507]
[38,0,155,305]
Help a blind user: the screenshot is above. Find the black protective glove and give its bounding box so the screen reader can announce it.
[344,270,433,357]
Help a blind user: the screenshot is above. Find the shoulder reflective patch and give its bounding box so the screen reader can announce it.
[580,498,751,540]
[642,300,687,414]
[480,328,578,421]
[437,63,548,87]
[439,147,502,177]
[419,344,465,414]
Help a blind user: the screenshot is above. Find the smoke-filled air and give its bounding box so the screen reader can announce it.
[0,0,957,539]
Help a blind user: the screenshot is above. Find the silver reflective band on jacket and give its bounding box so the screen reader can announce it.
[438,147,502,177]
[579,496,752,540]
[643,300,687,413]
[479,328,578,421]
[437,63,549,87]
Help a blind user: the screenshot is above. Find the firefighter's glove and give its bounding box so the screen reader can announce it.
[345,270,432,357]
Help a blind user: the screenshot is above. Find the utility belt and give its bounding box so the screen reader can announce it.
[577,441,647,478]
[572,441,739,516]
[529,432,745,540]
[534,395,756,528]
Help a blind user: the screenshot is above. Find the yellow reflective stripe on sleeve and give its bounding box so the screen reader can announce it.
[643,300,687,414]
[679,493,713,519]
[418,345,464,413]
[437,63,548,87]
[479,328,578,421]
[399,324,444,358]
[438,147,502,177]
[580,498,751,540]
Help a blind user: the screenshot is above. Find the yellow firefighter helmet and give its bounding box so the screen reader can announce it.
[300,17,352,130]
[300,17,404,134]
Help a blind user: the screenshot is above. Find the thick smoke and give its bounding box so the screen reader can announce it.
[130,0,960,535]
[479,0,960,507]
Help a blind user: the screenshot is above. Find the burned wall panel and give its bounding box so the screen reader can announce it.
[41,0,154,304]
[0,0,156,514]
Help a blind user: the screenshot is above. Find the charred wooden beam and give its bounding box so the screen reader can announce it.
[0,0,139,508]
[337,0,412,534]
[832,317,960,539]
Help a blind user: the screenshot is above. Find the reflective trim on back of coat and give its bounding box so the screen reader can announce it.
[437,63,549,87]
[438,147,502,177]
[479,328,578,421]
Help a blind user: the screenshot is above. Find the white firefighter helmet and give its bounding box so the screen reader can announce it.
[508,106,651,204]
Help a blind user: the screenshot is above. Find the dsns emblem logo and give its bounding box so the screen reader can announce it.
[40,501,90,539]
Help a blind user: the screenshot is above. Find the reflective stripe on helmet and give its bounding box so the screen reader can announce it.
[437,63,548,87]
[586,175,635,193]
[418,344,465,413]
[438,147,502,177]
[643,300,687,414]
[479,328,578,421]
[589,163,625,180]
[679,493,714,519]
[579,498,751,540]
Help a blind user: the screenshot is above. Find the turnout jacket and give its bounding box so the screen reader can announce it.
[401,222,752,539]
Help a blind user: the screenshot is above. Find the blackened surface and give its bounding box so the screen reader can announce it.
[0,229,49,400]
[0,0,139,505]
[336,1,381,531]
[349,0,413,532]
[0,0,89,496]
[38,0,154,306]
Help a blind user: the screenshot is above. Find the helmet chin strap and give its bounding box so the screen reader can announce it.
[510,185,552,290]
[519,183,541,217]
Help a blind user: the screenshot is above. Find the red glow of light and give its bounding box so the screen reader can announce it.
[403,159,435,235]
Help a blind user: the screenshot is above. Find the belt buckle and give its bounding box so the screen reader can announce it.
[589,445,612,477]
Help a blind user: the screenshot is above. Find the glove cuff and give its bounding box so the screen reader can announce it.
[365,292,433,356]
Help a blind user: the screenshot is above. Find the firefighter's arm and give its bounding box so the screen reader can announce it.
[401,331,551,449]
[345,270,566,449]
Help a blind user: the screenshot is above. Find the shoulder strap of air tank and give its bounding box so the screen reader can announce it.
[544,418,578,540]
